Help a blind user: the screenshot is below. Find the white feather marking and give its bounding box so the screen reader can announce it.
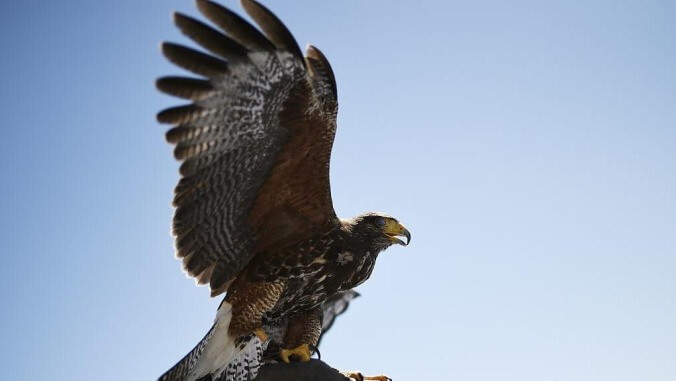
[337,252,353,265]
[188,301,241,381]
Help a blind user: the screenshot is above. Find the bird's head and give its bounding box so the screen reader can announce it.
[348,212,411,253]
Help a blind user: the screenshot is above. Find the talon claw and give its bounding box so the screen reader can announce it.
[279,343,311,362]
[309,344,321,360]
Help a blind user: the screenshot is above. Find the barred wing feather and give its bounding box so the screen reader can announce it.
[158,0,340,296]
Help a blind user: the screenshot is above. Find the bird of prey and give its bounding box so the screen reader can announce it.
[156,1,411,380]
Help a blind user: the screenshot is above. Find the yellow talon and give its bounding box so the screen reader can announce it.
[254,328,268,342]
[364,376,392,381]
[279,343,311,363]
[343,372,392,381]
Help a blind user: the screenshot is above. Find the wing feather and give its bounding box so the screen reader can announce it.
[161,42,229,78]
[196,0,275,51]
[173,12,249,61]
[159,0,340,295]
[157,76,214,101]
[157,104,208,125]
[306,45,338,101]
[240,0,304,63]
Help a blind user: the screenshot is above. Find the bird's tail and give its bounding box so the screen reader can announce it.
[159,301,244,381]
[158,291,362,381]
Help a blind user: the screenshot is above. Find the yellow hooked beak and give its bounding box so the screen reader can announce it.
[383,219,411,246]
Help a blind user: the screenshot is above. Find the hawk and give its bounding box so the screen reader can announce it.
[157,1,410,380]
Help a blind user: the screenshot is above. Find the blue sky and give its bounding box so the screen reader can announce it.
[0,1,674,380]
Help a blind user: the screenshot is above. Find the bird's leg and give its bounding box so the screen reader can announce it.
[254,328,269,342]
[279,307,323,363]
[227,281,284,342]
[342,372,392,381]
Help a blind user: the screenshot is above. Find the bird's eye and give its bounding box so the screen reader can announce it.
[376,217,386,227]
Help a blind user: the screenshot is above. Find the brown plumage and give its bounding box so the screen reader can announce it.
[157,1,410,380]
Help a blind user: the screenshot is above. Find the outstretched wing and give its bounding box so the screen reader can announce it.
[157,0,340,295]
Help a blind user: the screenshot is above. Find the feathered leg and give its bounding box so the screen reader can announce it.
[279,306,323,362]
[227,281,284,339]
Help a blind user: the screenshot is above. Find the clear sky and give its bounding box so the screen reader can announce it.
[0,1,674,380]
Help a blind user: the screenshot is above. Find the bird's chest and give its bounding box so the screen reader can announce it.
[269,248,374,317]
[311,246,379,292]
